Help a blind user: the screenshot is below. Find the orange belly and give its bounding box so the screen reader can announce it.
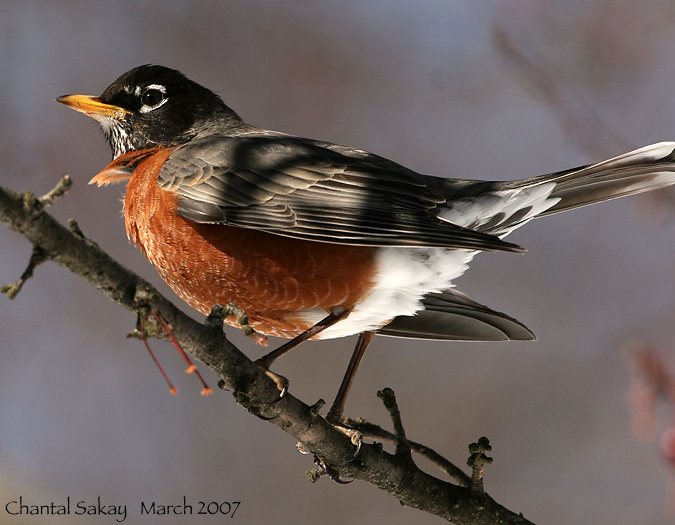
[122,149,377,338]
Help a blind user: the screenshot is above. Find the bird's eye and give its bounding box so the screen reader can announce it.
[139,84,168,112]
[142,88,164,107]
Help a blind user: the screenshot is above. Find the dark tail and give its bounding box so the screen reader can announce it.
[436,142,675,237]
[515,142,675,217]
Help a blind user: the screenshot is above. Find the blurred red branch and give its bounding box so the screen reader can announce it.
[494,24,675,217]
[626,342,675,512]
[493,26,630,159]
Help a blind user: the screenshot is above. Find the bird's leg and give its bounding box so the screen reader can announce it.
[325,331,374,451]
[254,306,351,394]
[326,331,374,424]
[302,333,375,480]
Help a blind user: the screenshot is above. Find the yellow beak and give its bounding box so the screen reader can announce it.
[56,94,129,120]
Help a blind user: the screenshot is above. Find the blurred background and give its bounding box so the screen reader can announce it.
[1,1,675,523]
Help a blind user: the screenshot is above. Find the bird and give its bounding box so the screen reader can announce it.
[57,64,675,425]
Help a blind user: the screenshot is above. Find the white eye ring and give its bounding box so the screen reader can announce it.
[139,84,168,113]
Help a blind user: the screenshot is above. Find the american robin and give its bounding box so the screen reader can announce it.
[57,65,675,424]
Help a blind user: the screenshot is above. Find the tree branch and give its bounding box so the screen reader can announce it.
[1,179,534,524]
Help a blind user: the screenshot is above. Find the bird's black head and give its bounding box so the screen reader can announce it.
[57,65,243,158]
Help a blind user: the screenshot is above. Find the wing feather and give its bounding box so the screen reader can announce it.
[159,134,522,252]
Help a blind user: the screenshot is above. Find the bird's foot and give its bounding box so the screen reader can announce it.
[261,367,289,400]
[313,455,354,484]
[253,357,289,400]
[326,407,362,459]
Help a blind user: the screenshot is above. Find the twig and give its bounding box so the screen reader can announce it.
[209,302,268,346]
[378,387,413,461]
[39,174,72,208]
[467,437,493,494]
[343,416,472,486]
[2,246,49,299]
[1,176,73,299]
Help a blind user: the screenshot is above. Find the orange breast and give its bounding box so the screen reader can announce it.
[122,149,377,338]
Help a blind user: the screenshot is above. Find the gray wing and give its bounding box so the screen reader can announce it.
[377,290,535,341]
[158,134,521,252]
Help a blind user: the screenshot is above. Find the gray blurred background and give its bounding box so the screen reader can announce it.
[1,1,675,523]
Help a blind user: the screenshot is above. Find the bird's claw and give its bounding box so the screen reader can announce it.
[247,407,277,421]
[261,367,288,401]
[241,362,289,420]
[313,455,353,484]
[326,413,363,461]
[335,425,362,461]
[254,358,289,397]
